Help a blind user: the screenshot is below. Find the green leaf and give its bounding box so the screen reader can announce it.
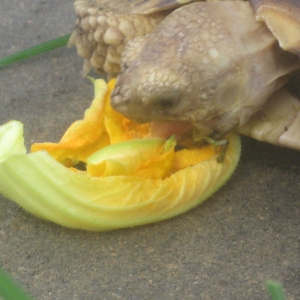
[0,268,34,300]
[266,280,286,300]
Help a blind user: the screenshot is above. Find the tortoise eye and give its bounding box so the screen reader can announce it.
[153,91,180,109]
[158,99,176,108]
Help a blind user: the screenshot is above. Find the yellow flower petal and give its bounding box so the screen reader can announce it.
[31,79,151,166]
[103,80,150,143]
[172,144,217,171]
[0,79,241,231]
[0,125,240,230]
[87,138,173,178]
[133,149,175,179]
[31,79,110,165]
[31,78,236,182]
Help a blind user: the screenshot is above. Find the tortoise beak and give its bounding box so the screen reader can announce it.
[150,121,194,139]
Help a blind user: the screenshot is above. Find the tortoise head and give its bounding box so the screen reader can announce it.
[111,2,300,138]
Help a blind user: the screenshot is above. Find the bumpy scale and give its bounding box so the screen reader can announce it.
[70,0,300,150]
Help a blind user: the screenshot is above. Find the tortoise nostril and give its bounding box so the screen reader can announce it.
[122,63,129,72]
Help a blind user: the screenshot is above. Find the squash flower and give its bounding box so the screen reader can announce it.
[0,79,240,231]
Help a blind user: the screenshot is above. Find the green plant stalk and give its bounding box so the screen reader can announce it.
[0,268,34,300]
[0,34,71,69]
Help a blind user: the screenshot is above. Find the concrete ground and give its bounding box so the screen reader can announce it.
[0,1,300,299]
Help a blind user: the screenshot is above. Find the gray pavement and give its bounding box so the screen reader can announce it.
[1,1,300,299]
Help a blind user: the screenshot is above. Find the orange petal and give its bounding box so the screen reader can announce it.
[133,149,175,179]
[31,79,110,165]
[103,80,151,143]
[172,144,217,171]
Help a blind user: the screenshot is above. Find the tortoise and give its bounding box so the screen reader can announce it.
[69,0,300,150]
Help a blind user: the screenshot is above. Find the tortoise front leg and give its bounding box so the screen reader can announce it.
[69,0,166,78]
[249,0,300,54]
[237,87,300,150]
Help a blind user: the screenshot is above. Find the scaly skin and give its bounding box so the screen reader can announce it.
[69,0,242,77]
[70,0,300,149]
[110,2,300,139]
[69,0,167,77]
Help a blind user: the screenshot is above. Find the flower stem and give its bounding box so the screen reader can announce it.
[0,34,71,69]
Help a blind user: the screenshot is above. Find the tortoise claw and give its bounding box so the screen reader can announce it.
[192,131,229,163]
[130,0,191,14]
[204,137,229,164]
[249,0,300,54]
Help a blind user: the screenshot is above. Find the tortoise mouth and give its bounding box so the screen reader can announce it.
[150,121,194,139]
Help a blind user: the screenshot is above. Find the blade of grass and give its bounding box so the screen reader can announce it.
[0,34,71,69]
[0,268,34,300]
[266,280,286,300]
